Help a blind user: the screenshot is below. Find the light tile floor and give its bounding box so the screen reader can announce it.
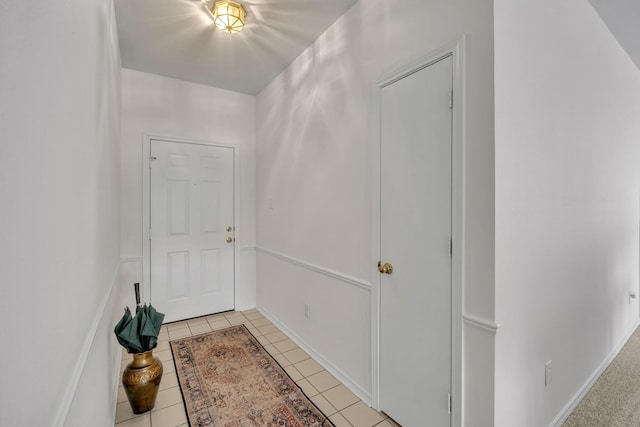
[115,309,400,427]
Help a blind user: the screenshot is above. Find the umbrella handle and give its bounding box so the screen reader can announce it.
[134,282,141,307]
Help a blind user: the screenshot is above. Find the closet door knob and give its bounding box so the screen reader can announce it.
[377,262,393,275]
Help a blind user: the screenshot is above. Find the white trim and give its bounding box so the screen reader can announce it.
[257,305,372,404]
[53,260,121,427]
[255,246,371,291]
[110,331,123,427]
[462,313,501,335]
[142,133,241,311]
[235,304,257,311]
[370,37,466,427]
[550,320,640,427]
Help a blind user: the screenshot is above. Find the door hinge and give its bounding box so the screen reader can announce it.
[150,156,157,168]
[448,88,453,109]
[448,393,452,415]
[449,238,452,257]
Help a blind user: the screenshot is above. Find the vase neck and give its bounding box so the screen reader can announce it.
[130,350,154,368]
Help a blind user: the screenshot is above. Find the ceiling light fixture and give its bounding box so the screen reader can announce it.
[211,1,246,34]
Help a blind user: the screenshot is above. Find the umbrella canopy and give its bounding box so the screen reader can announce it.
[114,304,165,354]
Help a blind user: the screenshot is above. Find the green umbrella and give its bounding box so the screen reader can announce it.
[114,304,165,354]
[139,304,164,351]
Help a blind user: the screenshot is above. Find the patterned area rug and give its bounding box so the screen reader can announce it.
[170,325,334,426]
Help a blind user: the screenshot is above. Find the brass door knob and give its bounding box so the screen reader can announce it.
[378,262,393,274]
[226,237,233,243]
[226,226,233,232]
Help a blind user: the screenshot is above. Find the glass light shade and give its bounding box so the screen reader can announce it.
[212,1,246,33]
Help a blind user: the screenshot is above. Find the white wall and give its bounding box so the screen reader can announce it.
[255,0,496,422]
[494,1,640,425]
[0,0,122,425]
[120,69,257,309]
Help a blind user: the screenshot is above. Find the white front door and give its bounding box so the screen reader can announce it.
[150,140,235,323]
[379,55,453,426]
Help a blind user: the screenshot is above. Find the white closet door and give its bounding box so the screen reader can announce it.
[380,55,453,426]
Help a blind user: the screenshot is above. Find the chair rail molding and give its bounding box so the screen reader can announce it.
[462,313,501,335]
[255,246,371,291]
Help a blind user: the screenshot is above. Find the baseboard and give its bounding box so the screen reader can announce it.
[52,260,121,427]
[550,320,640,427]
[110,345,121,426]
[257,304,372,405]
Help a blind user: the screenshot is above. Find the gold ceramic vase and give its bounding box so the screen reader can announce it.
[122,350,163,414]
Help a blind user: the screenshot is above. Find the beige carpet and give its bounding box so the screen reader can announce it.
[563,326,640,426]
[170,325,333,426]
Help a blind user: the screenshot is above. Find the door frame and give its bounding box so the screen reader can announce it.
[370,37,465,427]
[142,133,241,312]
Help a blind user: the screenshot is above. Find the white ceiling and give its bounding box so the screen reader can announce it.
[114,0,358,95]
[589,0,640,70]
[115,1,640,96]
